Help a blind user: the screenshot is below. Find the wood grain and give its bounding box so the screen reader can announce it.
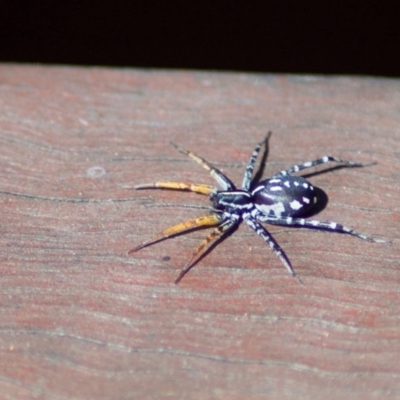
[0,65,399,399]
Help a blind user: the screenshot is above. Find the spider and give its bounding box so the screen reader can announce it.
[130,134,382,283]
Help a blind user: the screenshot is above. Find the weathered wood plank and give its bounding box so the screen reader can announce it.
[0,65,399,399]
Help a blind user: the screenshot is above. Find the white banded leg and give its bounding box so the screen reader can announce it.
[276,156,367,177]
[259,215,381,242]
[242,134,270,191]
[244,216,295,276]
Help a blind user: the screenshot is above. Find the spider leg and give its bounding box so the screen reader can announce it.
[242,133,271,191]
[135,181,216,196]
[128,214,223,254]
[244,216,295,276]
[275,156,367,177]
[259,215,383,242]
[174,217,238,284]
[170,143,235,191]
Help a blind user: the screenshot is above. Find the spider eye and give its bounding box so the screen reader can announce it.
[252,176,316,217]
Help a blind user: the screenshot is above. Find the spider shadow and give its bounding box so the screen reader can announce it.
[252,131,271,185]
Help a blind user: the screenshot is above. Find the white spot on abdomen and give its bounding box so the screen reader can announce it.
[289,200,303,210]
[256,202,286,216]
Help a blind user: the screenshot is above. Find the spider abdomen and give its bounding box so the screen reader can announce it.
[251,176,316,217]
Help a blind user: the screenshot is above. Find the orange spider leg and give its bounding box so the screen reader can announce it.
[135,181,215,196]
[174,218,237,284]
[170,143,234,190]
[128,214,223,254]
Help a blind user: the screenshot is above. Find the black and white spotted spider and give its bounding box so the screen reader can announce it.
[130,134,382,283]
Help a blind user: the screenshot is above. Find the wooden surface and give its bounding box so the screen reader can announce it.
[0,64,399,399]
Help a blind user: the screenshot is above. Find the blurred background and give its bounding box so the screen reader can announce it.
[2,1,400,76]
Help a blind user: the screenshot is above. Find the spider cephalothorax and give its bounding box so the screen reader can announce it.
[130,134,382,283]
